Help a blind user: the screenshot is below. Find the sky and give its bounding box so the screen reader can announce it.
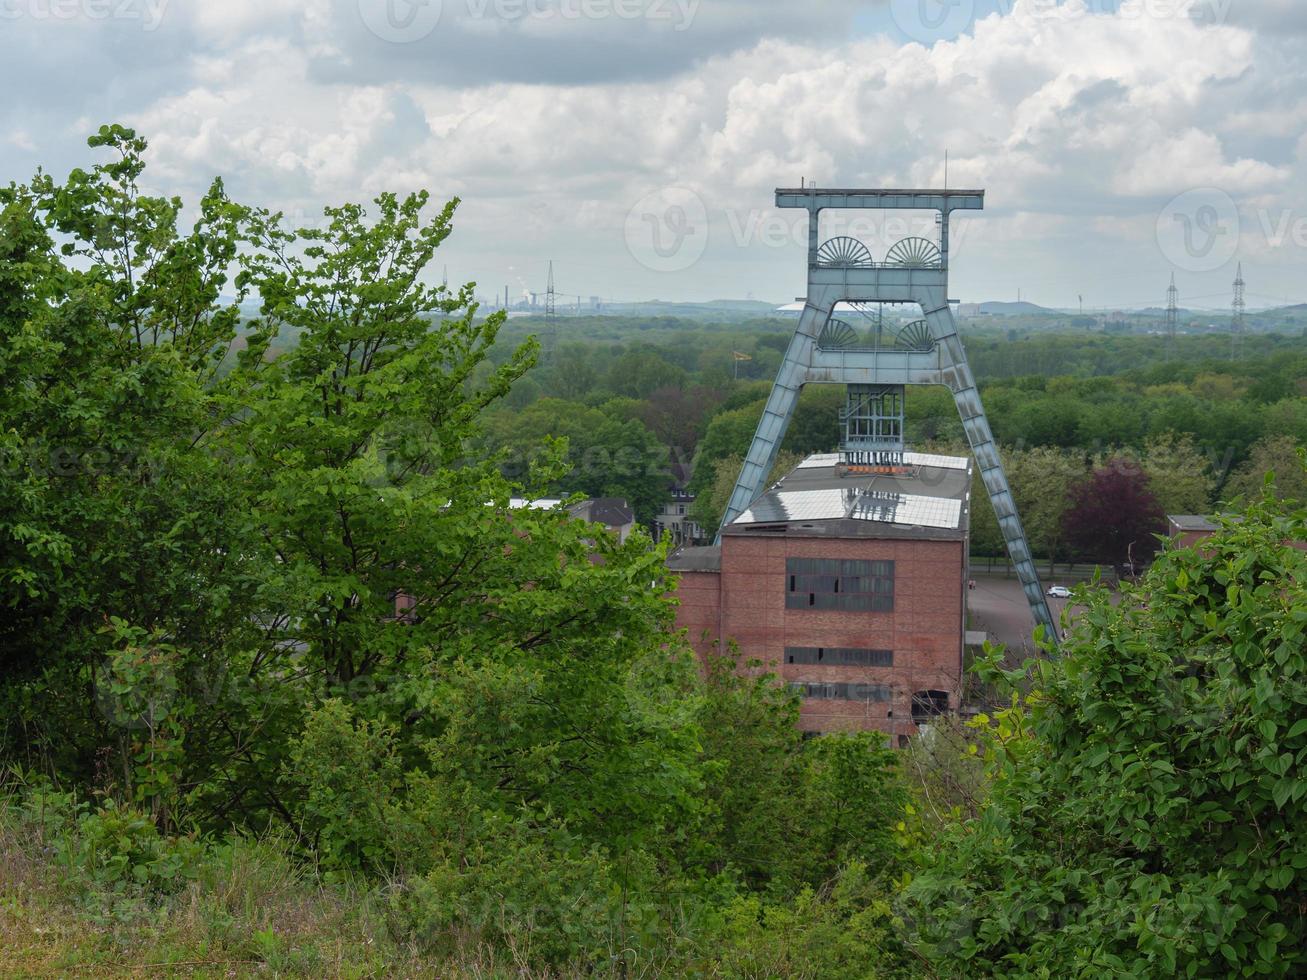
[3,0,1306,310]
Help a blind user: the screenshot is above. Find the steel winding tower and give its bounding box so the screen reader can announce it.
[717,187,1057,639]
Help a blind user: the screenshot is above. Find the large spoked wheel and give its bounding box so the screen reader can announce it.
[816,236,874,268]
[885,237,942,268]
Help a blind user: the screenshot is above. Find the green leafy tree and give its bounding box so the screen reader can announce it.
[604,349,686,399]
[0,126,263,807]
[1224,435,1307,505]
[907,485,1307,976]
[1138,432,1214,515]
[482,397,668,521]
[223,191,698,846]
[689,450,802,538]
[965,445,1086,566]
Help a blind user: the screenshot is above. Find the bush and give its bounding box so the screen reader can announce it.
[703,862,916,979]
[3,784,203,916]
[385,814,645,970]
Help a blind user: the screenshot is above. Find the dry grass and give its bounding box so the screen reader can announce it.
[0,809,577,979]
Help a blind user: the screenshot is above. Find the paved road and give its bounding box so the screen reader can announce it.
[966,571,1077,656]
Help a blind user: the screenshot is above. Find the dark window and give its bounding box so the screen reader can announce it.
[911,690,950,720]
[785,558,894,611]
[791,682,893,703]
[785,646,893,667]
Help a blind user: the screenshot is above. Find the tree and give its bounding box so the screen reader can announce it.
[481,397,668,522]
[689,401,766,496]
[604,349,686,399]
[538,342,600,400]
[1063,457,1166,567]
[962,445,1086,566]
[1137,432,1214,515]
[689,450,802,537]
[1011,447,1087,568]
[638,384,724,457]
[1224,435,1307,505]
[0,126,264,801]
[906,485,1307,976]
[221,189,698,844]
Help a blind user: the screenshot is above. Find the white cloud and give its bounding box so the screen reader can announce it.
[3,0,1306,305]
[1114,129,1289,196]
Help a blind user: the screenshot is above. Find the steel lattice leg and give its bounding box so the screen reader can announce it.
[717,303,827,535]
[923,306,1057,641]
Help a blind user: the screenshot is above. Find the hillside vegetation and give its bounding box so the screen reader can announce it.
[2,128,1305,977]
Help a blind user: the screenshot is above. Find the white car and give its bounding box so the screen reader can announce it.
[1046,585,1072,599]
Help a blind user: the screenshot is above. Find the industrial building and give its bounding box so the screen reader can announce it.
[670,450,972,741]
[669,185,1054,743]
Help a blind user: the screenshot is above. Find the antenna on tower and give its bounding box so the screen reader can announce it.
[1232,263,1246,360]
[1165,273,1179,353]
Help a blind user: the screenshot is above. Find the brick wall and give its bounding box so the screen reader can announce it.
[675,569,721,659]
[673,533,966,740]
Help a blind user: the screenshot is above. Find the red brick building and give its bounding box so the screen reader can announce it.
[1167,514,1220,549]
[670,452,972,743]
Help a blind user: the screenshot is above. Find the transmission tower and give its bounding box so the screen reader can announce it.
[543,260,558,359]
[1232,263,1246,360]
[1165,273,1179,351]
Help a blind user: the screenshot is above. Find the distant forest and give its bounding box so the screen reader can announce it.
[440,316,1307,554]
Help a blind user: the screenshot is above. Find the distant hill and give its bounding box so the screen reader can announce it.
[973,301,1057,316]
[588,299,782,320]
[701,299,781,313]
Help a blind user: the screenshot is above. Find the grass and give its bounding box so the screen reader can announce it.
[0,796,563,978]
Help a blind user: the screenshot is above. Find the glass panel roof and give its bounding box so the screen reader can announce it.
[734,487,961,529]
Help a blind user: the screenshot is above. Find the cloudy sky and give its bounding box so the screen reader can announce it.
[3,0,1305,309]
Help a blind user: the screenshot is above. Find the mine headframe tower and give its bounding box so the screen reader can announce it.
[717,186,1057,641]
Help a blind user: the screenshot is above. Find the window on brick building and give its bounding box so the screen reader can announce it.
[785,558,894,611]
[791,682,893,702]
[785,646,893,667]
[911,690,950,720]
